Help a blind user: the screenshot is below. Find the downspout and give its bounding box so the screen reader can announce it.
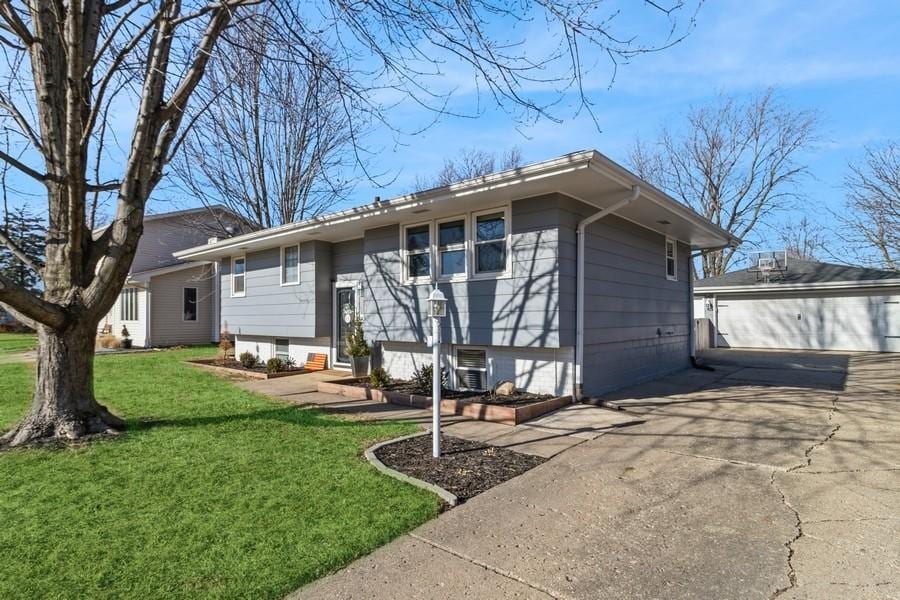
[574,185,640,401]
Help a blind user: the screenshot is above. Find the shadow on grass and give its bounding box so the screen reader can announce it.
[131,406,393,432]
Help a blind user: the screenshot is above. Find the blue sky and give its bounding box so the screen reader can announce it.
[5,1,900,261]
[330,0,900,255]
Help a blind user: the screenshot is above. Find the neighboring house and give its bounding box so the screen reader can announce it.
[694,256,900,352]
[175,151,734,398]
[100,206,246,347]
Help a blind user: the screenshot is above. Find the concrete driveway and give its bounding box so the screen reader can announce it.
[294,349,900,599]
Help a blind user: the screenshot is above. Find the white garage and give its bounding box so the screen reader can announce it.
[694,259,900,353]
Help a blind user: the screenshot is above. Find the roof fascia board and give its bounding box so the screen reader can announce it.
[695,279,900,293]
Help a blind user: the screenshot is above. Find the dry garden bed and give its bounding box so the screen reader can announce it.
[319,365,571,425]
[374,434,546,502]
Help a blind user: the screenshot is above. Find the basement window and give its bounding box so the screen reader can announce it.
[665,238,677,281]
[455,348,488,391]
[274,338,290,361]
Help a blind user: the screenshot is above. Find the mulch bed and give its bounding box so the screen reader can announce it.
[352,379,554,407]
[194,358,304,375]
[374,434,546,502]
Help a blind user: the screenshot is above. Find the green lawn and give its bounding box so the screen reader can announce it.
[0,347,438,599]
[0,332,37,355]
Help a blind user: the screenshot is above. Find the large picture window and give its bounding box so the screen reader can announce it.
[474,210,507,275]
[438,218,466,279]
[120,288,138,321]
[232,256,246,296]
[183,287,198,322]
[665,238,677,281]
[281,245,299,285]
[404,223,431,281]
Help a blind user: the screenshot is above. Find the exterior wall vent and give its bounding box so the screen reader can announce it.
[455,348,487,390]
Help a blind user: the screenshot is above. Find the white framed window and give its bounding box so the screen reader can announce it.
[182,287,198,322]
[665,238,677,281]
[437,216,467,280]
[281,245,300,285]
[231,256,246,297]
[120,288,139,321]
[455,347,488,391]
[274,338,290,361]
[472,207,509,277]
[402,222,432,283]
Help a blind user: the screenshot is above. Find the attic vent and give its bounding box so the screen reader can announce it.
[455,348,487,391]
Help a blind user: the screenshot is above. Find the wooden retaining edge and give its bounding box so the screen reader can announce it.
[364,432,459,507]
[318,379,573,425]
[187,360,312,380]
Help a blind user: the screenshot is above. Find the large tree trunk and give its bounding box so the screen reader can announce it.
[1,322,124,447]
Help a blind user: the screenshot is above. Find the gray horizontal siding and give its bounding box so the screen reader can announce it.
[575,209,692,395]
[150,265,214,346]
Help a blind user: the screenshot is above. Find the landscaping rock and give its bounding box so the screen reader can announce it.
[494,381,516,396]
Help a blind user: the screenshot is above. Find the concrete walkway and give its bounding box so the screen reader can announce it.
[293,350,900,599]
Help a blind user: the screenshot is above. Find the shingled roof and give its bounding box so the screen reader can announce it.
[695,259,900,289]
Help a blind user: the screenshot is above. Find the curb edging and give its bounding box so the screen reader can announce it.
[364,432,459,507]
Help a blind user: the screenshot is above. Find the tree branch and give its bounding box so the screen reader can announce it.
[0,227,44,273]
[0,2,33,45]
[0,148,47,183]
[0,275,64,328]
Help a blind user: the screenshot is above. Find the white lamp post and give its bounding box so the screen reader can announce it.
[427,288,447,458]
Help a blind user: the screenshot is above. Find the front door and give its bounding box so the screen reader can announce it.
[335,287,356,364]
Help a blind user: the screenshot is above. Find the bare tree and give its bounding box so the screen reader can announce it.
[776,216,827,261]
[837,142,900,270]
[629,89,818,278]
[418,147,524,189]
[172,9,358,229]
[0,1,699,447]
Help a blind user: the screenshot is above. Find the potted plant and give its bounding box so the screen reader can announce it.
[120,326,132,349]
[345,315,370,377]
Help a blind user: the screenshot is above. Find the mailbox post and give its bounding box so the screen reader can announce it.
[428,288,447,458]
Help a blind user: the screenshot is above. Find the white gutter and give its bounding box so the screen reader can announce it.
[574,185,640,400]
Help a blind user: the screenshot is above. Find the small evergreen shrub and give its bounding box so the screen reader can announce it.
[239,351,258,369]
[369,367,391,389]
[266,357,285,374]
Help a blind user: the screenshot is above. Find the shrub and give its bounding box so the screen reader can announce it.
[218,332,234,360]
[266,357,285,374]
[411,364,448,390]
[369,367,391,389]
[282,356,296,369]
[97,334,121,349]
[239,351,258,369]
[345,316,370,357]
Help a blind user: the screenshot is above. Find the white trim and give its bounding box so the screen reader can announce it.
[182,286,199,322]
[694,278,900,294]
[280,244,300,286]
[401,221,434,284]
[128,260,212,283]
[436,214,468,281]
[231,255,246,297]
[332,280,358,368]
[470,205,512,280]
[665,237,678,281]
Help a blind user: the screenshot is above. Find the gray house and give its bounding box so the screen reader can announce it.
[99,206,245,347]
[175,151,734,398]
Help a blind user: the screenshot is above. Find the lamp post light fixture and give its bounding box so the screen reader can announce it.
[427,288,447,458]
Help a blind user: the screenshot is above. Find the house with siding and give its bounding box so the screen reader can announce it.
[100,206,246,347]
[175,151,735,398]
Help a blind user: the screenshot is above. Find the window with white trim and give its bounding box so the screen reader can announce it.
[404,223,431,281]
[437,217,466,279]
[281,245,299,285]
[455,348,488,391]
[665,238,677,281]
[274,338,290,361]
[473,210,508,275]
[232,256,246,296]
[182,287,198,321]
[120,288,138,321]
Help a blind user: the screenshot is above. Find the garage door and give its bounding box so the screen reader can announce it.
[715,291,900,352]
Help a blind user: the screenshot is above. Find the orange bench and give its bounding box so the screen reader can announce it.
[304,353,328,371]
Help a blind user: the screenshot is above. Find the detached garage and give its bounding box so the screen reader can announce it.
[694,259,900,352]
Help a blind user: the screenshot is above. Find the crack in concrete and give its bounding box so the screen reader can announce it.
[662,450,787,471]
[770,396,842,599]
[409,533,570,600]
